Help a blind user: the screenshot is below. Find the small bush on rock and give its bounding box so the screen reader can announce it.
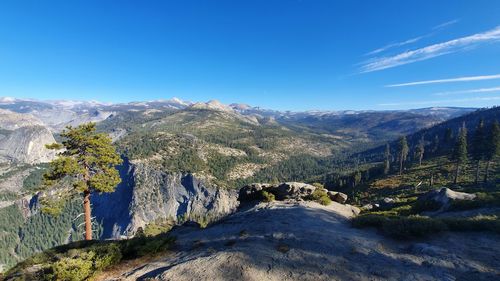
[261,190,275,202]
[307,189,332,206]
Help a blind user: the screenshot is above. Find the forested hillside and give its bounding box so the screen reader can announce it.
[320,106,500,203]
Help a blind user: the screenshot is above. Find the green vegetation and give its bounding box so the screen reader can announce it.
[349,115,500,238]
[143,217,175,237]
[450,125,468,184]
[307,189,332,206]
[43,123,122,240]
[0,205,24,267]
[261,190,275,202]
[4,234,175,281]
[353,214,500,239]
[0,197,89,270]
[397,136,409,175]
[22,164,49,191]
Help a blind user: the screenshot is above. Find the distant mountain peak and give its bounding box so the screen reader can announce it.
[0,96,16,104]
[191,100,234,112]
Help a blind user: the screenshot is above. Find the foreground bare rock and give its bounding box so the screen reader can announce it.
[108,201,499,281]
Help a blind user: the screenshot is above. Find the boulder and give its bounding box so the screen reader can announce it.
[327,191,338,201]
[238,183,265,201]
[274,182,317,200]
[417,187,476,212]
[361,204,374,211]
[238,182,350,205]
[332,192,348,204]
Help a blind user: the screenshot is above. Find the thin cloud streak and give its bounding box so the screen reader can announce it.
[360,26,500,73]
[378,96,500,107]
[434,86,500,96]
[366,36,424,56]
[432,19,460,30]
[365,19,459,56]
[386,74,500,87]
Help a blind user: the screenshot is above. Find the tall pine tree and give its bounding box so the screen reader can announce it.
[471,119,485,184]
[383,143,391,175]
[451,125,467,184]
[43,123,122,240]
[484,120,500,183]
[415,135,425,166]
[398,136,409,175]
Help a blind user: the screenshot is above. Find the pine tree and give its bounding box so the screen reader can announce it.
[398,136,409,175]
[451,125,467,184]
[383,143,391,175]
[432,134,440,154]
[415,135,425,166]
[484,120,500,183]
[471,119,485,184]
[43,123,122,240]
[444,128,453,144]
[353,170,362,188]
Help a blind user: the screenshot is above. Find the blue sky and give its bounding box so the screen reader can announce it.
[1,0,500,111]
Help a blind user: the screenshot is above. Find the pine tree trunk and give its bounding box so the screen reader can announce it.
[454,162,460,184]
[419,153,423,166]
[475,160,480,185]
[484,160,491,184]
[83,190,92,240]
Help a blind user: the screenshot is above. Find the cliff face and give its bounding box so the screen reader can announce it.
[92,160,239,239]
[0,125,56,164]
[0,109,57,164]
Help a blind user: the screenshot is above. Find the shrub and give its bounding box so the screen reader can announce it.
[382,216,447,239]
[121,233,175,259]
[317,195,332,206]
[443,215,500,233]
[307,189,332,206]
[5,235,175,281]
[49,253,94,281]
[312,182,324,189]
[144,218,175,236]
[46,243,122,281]
[411,199,442,214]
[352,214,388,228]
[261,190,275,202]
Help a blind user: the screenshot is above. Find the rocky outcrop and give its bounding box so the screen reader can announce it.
[330,192,348,204]
[0,125,57,164]
[93,160,239,238]
[417,187,476,212]
[239,182,349,204]
[0,109,57,164]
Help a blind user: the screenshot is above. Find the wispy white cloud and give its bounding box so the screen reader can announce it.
[434,86,500,96]
[360,26,500,73]
[365,19,459,56]
[386,74,500,87]
[366,36,424,56]
[378,96,500,107]
[432,19,460,30]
